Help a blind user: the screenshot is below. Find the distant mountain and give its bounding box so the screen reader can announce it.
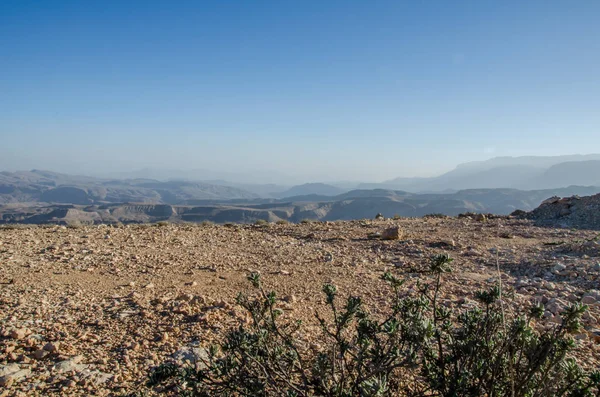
[6,185,600,225]
[531,160,600,189]
[453,154,600,172]
[378,155,600,192]
[275,183,347,198]
[0,170,258,205]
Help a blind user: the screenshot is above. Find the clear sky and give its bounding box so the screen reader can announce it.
[1,1,599,183]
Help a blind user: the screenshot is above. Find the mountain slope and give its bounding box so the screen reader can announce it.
[275,183,347,198]
[0,170,258,204]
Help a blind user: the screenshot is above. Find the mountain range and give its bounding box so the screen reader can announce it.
[1,154,600,224]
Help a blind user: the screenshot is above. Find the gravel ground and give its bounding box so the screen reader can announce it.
[1,218,599,396]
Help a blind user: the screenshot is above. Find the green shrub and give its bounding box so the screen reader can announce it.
[254,219,269,226]
[142,255,599,396]
[155,221,170,227]
[200,220,214,226]
[423,213,447,219]
[276,219,289,225]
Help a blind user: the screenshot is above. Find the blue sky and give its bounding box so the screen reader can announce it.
[1,1,599,182]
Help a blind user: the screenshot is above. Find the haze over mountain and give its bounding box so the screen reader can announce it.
[2,154,600,225]
[2,155,600,205]
[359,155,600,193]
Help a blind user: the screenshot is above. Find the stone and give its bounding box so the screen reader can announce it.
[381,227,401,240]
[0,364,31,387]
[282,295,297,303]
[43,342,60,353]
[33,349,48,360]
[10,328,27,340]
[172,344,210,369]
[582,295,598,305]
[474,213,487,222]
[53,356,87,373]
[552,264,567,273]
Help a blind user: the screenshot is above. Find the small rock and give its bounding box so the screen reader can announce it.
[10,328,28,340]
[381,227,401,240]
[474,213,487,222]
[552,264,567,274]
[53,355,86,372]
[282,295,297,303]
[43,342,60,353]
[0,364,31,387]
[171,344,209,369]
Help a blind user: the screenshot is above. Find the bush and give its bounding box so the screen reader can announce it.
[142,255,600,396]
[423,213,447,219]
[255,219,269,226]
[276,219,289,225]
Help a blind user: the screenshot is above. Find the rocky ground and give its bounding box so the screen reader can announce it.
[1,218,600,396]
[523,193,600,229]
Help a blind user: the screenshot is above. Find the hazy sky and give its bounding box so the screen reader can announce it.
[1,1,599,183]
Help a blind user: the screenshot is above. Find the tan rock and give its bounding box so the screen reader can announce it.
[382,227,402,240]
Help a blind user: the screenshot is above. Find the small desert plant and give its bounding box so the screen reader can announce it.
[200,220,214,227]
[300,219,315,224]
[393,214,401,220]
[276,219,289,225]
[254,219,269,226]
[423,213,447,219]
[143,255,599,397]
[155,221,170,227]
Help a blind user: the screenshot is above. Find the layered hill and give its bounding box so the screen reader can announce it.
[4,186,600,225]
[0,170,258,205]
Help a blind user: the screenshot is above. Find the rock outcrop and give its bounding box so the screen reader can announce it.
[518,194,600,229]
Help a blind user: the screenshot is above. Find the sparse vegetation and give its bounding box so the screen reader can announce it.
[200,220,215,227]
[300,219,315,224]
[143,254,600,396]
[254,219,269,226]
[423,213,447,219]
[276,219,289,225]
[155,221,170,227]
